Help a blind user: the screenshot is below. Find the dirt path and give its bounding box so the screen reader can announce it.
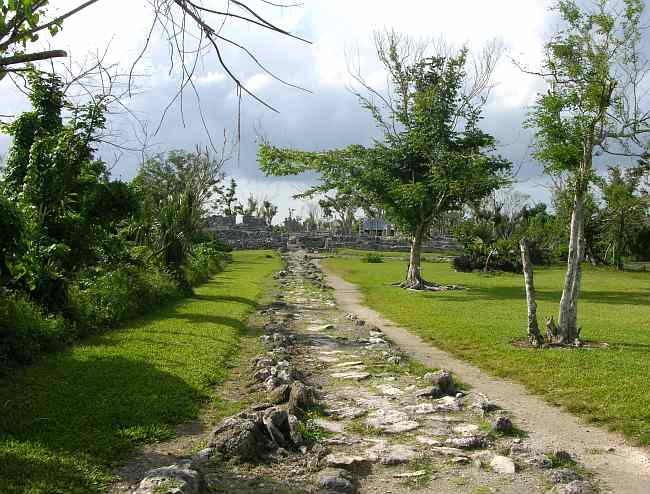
[320,258,650,494]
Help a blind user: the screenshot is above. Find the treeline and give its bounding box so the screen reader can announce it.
[0,72,230,372]
[453,169,650,273]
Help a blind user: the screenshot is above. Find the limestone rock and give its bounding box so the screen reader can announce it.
[207,412,266,461]
[493,416,513,434]
[548,481,593,494]
[268,383,291,404]
[287,381,315,417]
[317,468,354,493]
[133,461,201,494]
[490,455,516,474]
[548,468,582,484]
[423,369,456,395]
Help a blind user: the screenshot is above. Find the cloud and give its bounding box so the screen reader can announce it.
[0,0,609,219]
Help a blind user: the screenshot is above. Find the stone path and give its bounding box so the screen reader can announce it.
[320,256,650,494]
[130,250,605,494]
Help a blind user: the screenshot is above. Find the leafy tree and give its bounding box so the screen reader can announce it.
[260,32,510,289]
[134,147,226,290]
[595,163,649,269]
[319,191,358,234]
[1,70,134,308]
[259,199,278,227]
[526,0,650,343]
[213,177,239,216]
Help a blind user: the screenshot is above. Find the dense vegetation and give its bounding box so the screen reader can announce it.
[0,71,231,372]
[0,250,280,494]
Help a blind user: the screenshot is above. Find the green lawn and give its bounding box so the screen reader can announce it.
[323,257,650,444]
[336,247,460,258]
[0,250,280,494]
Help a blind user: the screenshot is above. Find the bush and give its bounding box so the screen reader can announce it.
[451,254,522,273]
[452,255,474,272]
[0,289,69,370]
[362,253,383,263]
[183,243,231,287]
[67,264,179,333]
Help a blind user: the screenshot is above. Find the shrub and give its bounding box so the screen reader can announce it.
[0,289,69,370]
[183,243,231,287]
[362,253,383,263]
[67,264,179,333]
[452,255,474,272]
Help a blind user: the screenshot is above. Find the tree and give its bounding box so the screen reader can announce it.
[1,70,137,308]
[260,31,510,289]
[319,191,359,234]
[1,0,308,112]
[134,147,227,290]
[595,163,649,269]
[213,177,239,216]
[259,199,278,227]
[526,0,650,343]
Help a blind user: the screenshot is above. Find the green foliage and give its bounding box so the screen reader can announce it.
[0,289,68,369]
[362,252,383,263]
[66,264,179,333]
[134,148,225,290]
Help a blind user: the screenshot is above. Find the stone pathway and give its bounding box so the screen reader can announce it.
[130,250,601,494]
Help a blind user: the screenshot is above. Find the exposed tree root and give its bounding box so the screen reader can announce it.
[395,279,464,291]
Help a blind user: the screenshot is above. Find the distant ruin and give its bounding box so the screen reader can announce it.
[206,214,460,252]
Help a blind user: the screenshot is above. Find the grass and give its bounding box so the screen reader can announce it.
[323,256,650,445]
[336,247,460,259]
[0,250,280,494]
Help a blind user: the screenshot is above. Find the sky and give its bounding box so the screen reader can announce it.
[0,0,595,220]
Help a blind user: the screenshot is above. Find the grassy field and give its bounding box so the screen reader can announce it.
[323,256,650,444]
[0,250,280,494]
[336,247,460,258]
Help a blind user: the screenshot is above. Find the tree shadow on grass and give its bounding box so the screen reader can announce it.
[422,285,650,306]
[189,294,259,308]
[0,356,201,494]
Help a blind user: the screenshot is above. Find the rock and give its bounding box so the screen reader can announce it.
[316,468,354,493]
[207,412,266,461]
[189,448,213,468]
[548,480,593,494]
[416,436,443,446]
[287,414,303,446]
[404,403,436,415]
[376,384,403,396]
[435,396,463,412]
[366,409,418,433]
[133,461,201,494]
[445,435,485,449]
[334,361,365,369]
[331,371,371,381]
[490,455,516,474]
[452,424,481,435]
[262,407,291,448]
[384,420,419,433]
[471,450,496,468]
[253,368,271,382]
[313,418,344,434]
[525,453,553,469]
[492,416,513,434]
[381,444,416,465]
[429,446,469,457]
[393,470,427,478]
[268,383,291,404]
[423,370,456,395]
[325,454,370,469]
[287,381,315,417]
[553,450,574,464]
[387,355,402,365]
[548,468,582,484]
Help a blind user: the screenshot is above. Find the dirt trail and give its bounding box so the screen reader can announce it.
[320,259,650,494]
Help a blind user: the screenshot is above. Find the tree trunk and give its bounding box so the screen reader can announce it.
[519,238,544,347]
[557,187,585,344]
[404,225,426,289]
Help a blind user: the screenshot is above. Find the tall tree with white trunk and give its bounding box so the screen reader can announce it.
[526,0,650,343]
